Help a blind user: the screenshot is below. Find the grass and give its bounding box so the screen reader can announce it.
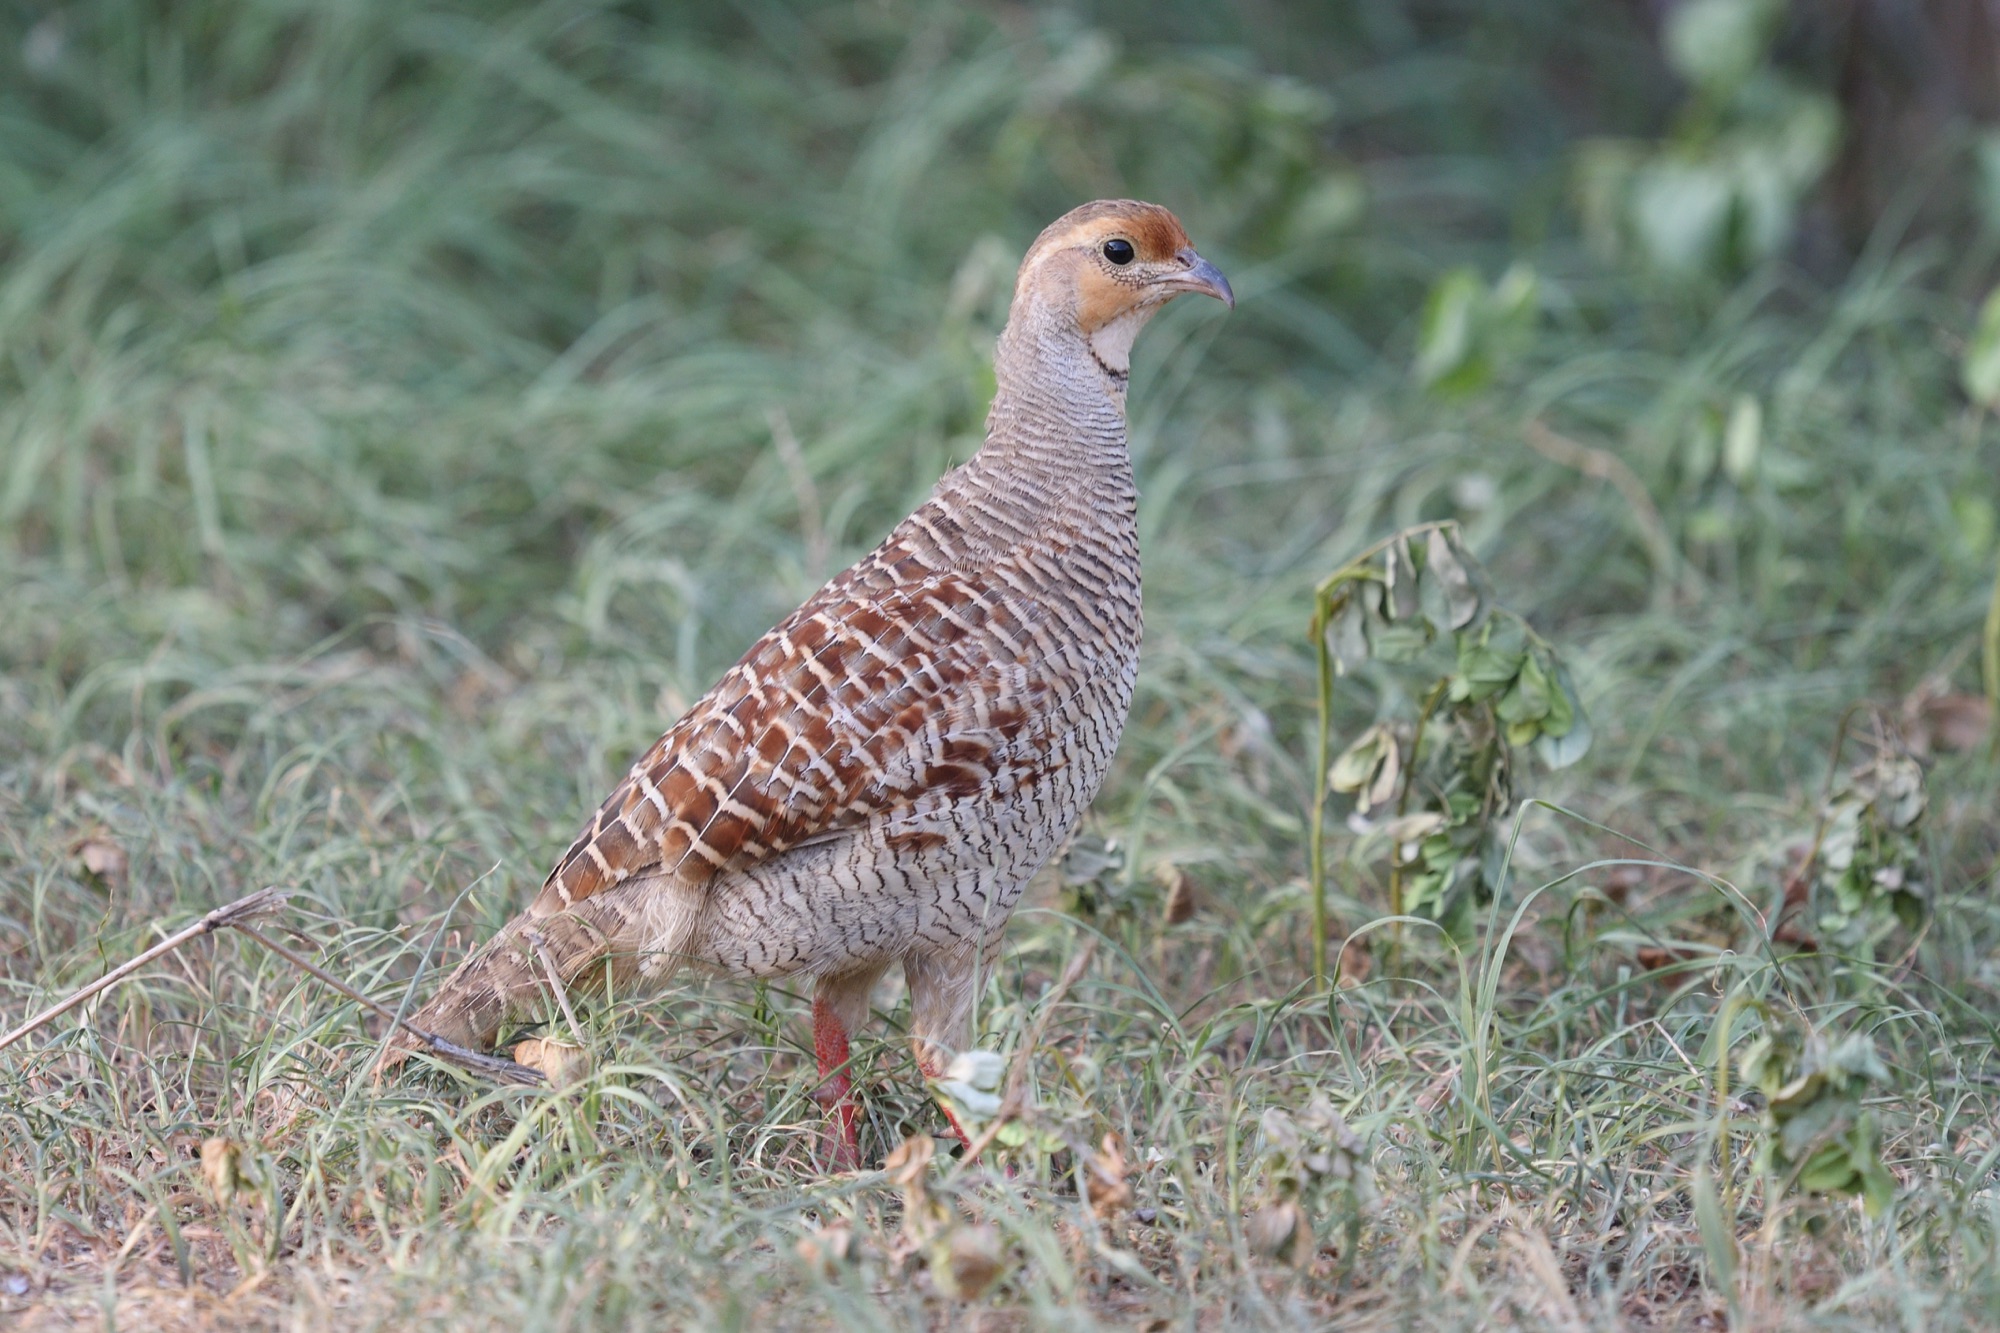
[2,1,1998,1327]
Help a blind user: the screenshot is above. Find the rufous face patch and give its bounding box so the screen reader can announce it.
[1016,201,1196,332]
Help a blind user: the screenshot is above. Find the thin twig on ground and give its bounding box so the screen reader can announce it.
[229,922,544,1085]
[0,884,545,1085]
[0,886,290,1053]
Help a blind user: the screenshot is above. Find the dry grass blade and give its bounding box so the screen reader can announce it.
[1522,418,1686,600]
[526,925,588,1047]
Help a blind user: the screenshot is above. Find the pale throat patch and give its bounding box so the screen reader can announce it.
[1088,305,1159,377]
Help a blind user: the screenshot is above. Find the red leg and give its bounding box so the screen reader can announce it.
[812,993,861,1171]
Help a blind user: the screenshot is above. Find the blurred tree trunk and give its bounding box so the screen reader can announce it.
[1638,0,2000,253]
[1821,0,2000,244]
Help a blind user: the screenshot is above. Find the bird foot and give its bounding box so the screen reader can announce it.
[915,1053,976,1155]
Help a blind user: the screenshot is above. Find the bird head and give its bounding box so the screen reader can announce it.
[1008,200,1232,379]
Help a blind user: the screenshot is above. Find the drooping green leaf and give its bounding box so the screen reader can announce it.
[1495,653,1553,727]
[1425,527,1485,629]
[1325,594,1371,674]
[1328,725,1388,795]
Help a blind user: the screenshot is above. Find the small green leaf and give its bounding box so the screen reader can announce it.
[1533,690,1593,769]
[1631,158,1735,274]
[1496,654,1553,726]
[1722,394,1761,484]
[1413,268,1485,392]
[1418,832,1456,866]
[1538,659,1575,738]
[1328,726,1387,794]
[1795,1141,1857,1194]
[1452,641,1523,702]
[1664,0,1783,91]
[1368,622,1433,664]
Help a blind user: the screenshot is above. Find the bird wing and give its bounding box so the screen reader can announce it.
[527,537,1064,915]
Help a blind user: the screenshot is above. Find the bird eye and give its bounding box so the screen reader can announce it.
[1102,238,1135,266]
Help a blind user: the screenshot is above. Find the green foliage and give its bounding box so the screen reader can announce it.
[1664,0,1785,92]
[1576,0,1839,277]
[1739,1020,1896,1218]
[1812,753,1927,955]
[1412,264,1538,397]
[1312,524,1590,942]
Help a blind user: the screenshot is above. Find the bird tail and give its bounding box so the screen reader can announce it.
[375,907,614,1077]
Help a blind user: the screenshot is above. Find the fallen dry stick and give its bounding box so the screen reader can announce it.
[229,921,545,1085]
[0,885,544,1086]
[0,886,291,1053]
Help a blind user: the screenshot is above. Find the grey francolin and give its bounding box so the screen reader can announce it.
[382,200,1231,1167]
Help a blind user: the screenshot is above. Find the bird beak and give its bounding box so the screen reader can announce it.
[1169,248,1234,308]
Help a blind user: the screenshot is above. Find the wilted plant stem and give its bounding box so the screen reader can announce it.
[1387,680,1453,972]
[1310,615,1336,991]
[1308,521,1462,989]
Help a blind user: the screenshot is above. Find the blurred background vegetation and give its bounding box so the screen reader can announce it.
[2,1,1999,1327]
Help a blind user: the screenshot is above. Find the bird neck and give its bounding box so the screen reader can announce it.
[972,316,1134,494]
[914,306,1142,566]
